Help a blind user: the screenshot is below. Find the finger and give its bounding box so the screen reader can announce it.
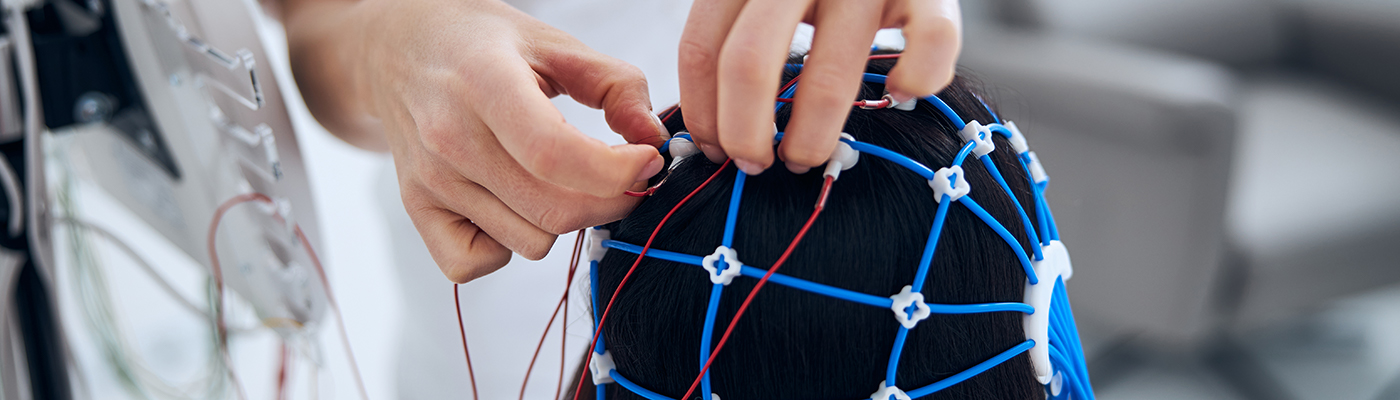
[472,60,664,198]
[533,46,668,148]
[678,0,748,163]
[426,174,559,260]
[781,0,882,174]
[401,190,512,283]
[886,0,961,101]
[464,136,645,235]
[717,0,813,175]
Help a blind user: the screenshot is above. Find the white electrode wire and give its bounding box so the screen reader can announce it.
[54,216,211,320]
[0,158,22,238]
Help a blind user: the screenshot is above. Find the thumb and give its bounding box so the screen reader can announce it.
[533,44,669,148]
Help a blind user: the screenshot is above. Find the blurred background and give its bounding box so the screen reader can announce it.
[3,0,1398,399]
[960,0,1400,399]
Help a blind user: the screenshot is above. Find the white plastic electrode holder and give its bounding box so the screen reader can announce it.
[1004,121,1030,154]
[669,134,699,159]
[929,166,970,203]
[1050,371,1064,397]
[869,380,912,400]
[824,133,860,180]
[772,123,781,144]
[1023,240,1072,384]
[884,93,917,111]
[590,350,616,385]
[1026,151,1048,185]
[588,228,611,263]
[958,120,996,157]
[889,285,931,329]
[701,246,744,285]
[669,135,700,171]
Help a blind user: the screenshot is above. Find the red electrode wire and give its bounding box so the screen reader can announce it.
[660,106,681,124]
[208,193,369,400]
[518,230,586,400]
[624,107,684,197]
[572,160,734,400]
[275,342,289,400]
[558,232,586,399]
[678,175,835,400]
[454,285,481,399]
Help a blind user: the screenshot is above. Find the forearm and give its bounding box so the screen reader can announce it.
[282,0,390,151]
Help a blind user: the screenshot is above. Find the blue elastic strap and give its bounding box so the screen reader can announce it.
[842,139,936,179]
[976,93,1001,124]
[699,283,723,397]
[658,133,693,155]
[723,172,747,247]
[912,199,953,292]
[887,327,912,386]
[590,255,608,400]
[922,94,966,130]
[953,140,977,167]
[958,197,1038,284]
[611,370,674,400]
[981,155,1045,261]
[601,240,1035,316]
[906,340,1036,398]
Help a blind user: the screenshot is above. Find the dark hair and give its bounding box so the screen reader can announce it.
[579,54,1045,400]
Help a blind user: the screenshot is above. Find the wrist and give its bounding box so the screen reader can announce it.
[285,0,387,150]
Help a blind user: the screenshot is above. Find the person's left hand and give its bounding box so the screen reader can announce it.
[677,0,963,175]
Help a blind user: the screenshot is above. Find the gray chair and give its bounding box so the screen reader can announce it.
[1005,0,1400,335]
[962,0,1400,397]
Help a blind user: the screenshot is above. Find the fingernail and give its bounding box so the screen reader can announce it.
[785,162,811,175]
[635,156,663,182]
[651,112,671,140]
[733,159,765,176]
[697,143,726,163]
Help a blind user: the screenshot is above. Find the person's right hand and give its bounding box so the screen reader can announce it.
[284,0,668,282]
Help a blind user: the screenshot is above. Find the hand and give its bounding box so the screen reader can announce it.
[678,0,962,175]
[284,0,668,282]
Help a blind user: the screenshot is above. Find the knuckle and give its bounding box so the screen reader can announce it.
[416,118,458,158]
[796,73,852,105]
[717,45,768,85]
[535,205,586,235]
[442,240,511,283]
[904,13,957,43]
[519,133,564,177]
[678,38,720,76]
[617,63,647,84]
[518,237,553,261]
[783,140,837,167]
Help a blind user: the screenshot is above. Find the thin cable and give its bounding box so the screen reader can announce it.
[679,175,835,400]
[571,160,732,400]
[276,342,289,400]
[454,284,481,399]
[210,193,370,400]
[519,231,585,400]
[660,106,681,124]
[56,216,209,319]
[294,216,369,400]
[558,231,586,400]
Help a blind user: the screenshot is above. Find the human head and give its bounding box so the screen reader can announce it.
[582,53,1065,400]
